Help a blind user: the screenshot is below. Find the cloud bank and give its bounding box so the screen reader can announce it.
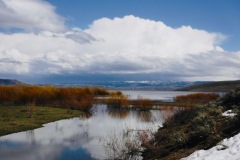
[0,0,65,32]
[0,0,239,81]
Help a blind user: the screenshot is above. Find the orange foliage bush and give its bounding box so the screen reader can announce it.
[134,97,154,110]
[106,91,129,107]
[174,93,220,103]
[0,85,109,112]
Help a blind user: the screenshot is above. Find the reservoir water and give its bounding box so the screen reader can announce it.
[0,91,191,160]
[120,90,197,101]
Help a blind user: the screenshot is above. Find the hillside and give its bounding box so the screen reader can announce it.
[143,88,240,160]
[176,80,240,92]
[48,81,205,91]
[0,79,25,85]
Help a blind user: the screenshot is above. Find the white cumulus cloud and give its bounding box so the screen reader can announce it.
[0,0,66,32]
[0,12,239,81]
[85,15,225,58]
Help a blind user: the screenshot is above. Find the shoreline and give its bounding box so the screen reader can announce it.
[0,106,84,137]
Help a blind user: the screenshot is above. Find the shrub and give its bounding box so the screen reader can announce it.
[171,130,188,144]
[133,97,154,110]
[0,85,110,112]
[163,108,196,127]
[207,134,222,148]
[174,93,220,104]
[219,88,240,109]
[190,113,215,137]
[106,92,129,107]
[143,88,240,160]
[207,106,223,116]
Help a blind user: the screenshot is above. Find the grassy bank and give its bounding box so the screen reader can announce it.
[0,106,83,136]
[142,89,240,160]
[0,85,123,137]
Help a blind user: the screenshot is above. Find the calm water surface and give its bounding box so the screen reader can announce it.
[0,91,187,160]
[121,90,197,101]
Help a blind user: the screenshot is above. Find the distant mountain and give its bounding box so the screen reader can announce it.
[0,79,25,85]
[176,80,240,92]
[48,81,206,90]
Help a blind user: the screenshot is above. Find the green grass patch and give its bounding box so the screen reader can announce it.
[0,106,84,136]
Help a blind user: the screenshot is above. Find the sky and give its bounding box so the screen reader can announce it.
[0,0,240,83]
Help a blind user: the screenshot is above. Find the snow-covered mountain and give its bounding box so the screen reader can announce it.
[49,80,206,90]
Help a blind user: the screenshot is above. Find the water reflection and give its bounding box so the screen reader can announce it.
[0,105,178,160]
[102,129,143,160]
[121,90,198,101]
[135,111,152,122]
[106,106,130,119]
[26,130,35,144]
[79,113,92,120]
[158,106,177,121]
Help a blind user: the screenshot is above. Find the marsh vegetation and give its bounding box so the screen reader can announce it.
[0,104,170,160]
[0,85,109,112]
[0,85,227,159]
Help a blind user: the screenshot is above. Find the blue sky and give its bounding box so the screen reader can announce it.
[48,0,240,51]
[0,0,240,83]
